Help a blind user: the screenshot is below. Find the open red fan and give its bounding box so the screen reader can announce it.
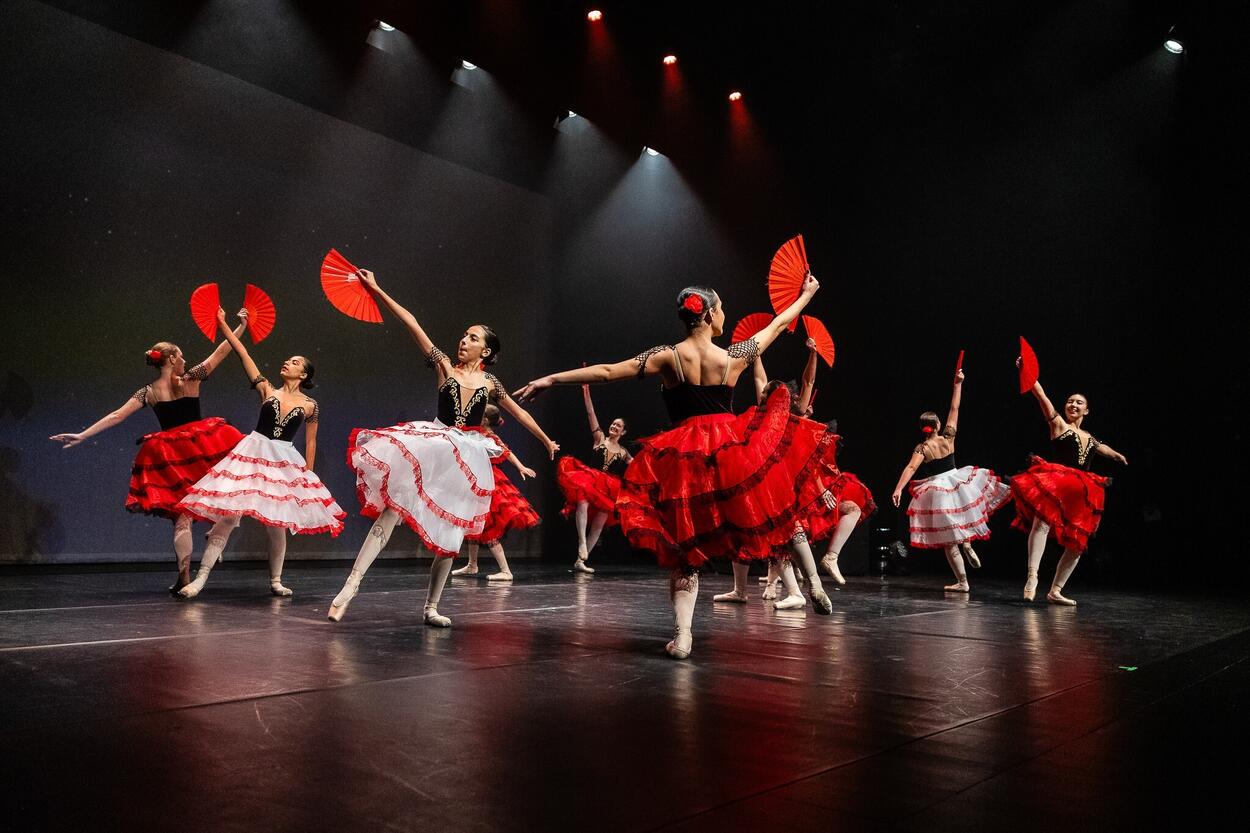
[243,284,276,344]
[768,234,809,333]
[189,283,221,342]
[956,349,965,373]
[321,248,382,324]
[1018,336,1039,394]
[801,315,835,367]
[731,312,774,345]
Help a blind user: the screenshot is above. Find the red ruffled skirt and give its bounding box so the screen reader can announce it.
[1011,456,1108,552]
[798,468,878,543]
[127,417,244,519]
[556,455,621,526]
[617,388,838,570]
[466,464,541,544]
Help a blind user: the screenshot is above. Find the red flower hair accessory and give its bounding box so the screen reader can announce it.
[921,425,934,434]
[682,294,705,315]
[147,349,164,364]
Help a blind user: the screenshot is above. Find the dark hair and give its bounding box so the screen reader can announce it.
[145,342,176,368]
[676,286,717,330]
[298,356,316,391]
[611,417,628,432]
[1067,392,1089,408]
[918,410,940,438]
[762,379,803,414]
[474,324,501,366]
[482,403,502,427]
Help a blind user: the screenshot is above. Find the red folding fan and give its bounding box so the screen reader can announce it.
[731,312,774,345]
[956,349,965,373]
[321,248,382,324]
[801,315,835,367]
[189,283,221,342]
[1018,336,1039,394]
[767,234,809,333]
[243,284,276,344]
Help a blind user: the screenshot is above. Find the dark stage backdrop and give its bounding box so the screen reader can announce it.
[1,0,1216,588]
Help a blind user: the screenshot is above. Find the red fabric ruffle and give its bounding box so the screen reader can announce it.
[556,455,622,525]
[466,465,541,544]
[617,387,838,570]
[1011,456,1108,552]
[126,417,244,519]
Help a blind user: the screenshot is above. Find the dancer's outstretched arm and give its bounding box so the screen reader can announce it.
[49,395,144,448]
[583,384,605,446]
[507,450,537,481]
[746,273,820,357]
[190,318,247,381]
[356,269,452,382]
[215,308,272,398]
[1094,442,1128,466]
[944,369,964,436]
[796,338,818,414]
[1019,357,1066,436]
[891,448,925,508]
[492,382,559,459]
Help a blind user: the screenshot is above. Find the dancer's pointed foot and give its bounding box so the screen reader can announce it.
[1047,588,1077,606]
[168,578,189,596]
[327,571,361,622]
[269,580,293,597]
[713,589,749,603]
[962,544,981,569]
[944,581,971,593]
[423,605,452,627]
[774,593,806,610]
[809,586,833,615]
[1023,572,1039,601]
[666,629,692,659]
[572,559,595,574]
[820,552,847,586]
[486,571,514,582]
[451,564,479,576]
[761,582,778,601]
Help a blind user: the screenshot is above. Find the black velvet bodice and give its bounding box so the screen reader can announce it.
[438,377,490,428]
[661,383,735,424]
[151,397,202,431]
[255,397,307,442]
[916,453,956,479]
[1052,430,1099,470]
[592,445,629,476]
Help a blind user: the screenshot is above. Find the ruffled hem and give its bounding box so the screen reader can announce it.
[126,417,244,517]
[556,455,621,524]
[178,500,346,537]
[1010,457,1107,552]
[906,465,1012,547]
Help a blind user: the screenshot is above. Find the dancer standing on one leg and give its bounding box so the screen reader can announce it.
[453,404,540,582]
[175,307,346,598]
[516,274,837,659]
[328,269,558,626]
[890,367,1011,592]
[50,322,246,594]
[554,384,631,574]
[1011,359,1127,605]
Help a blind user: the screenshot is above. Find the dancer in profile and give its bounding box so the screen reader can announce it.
[50,320,247,594]
[890,367,1011,592]
[554,384,631,574]
[1012,358,1127,604]
[328,269,558,627]
[516,274,836,659]
[452,404,541,582]
[175,307,345,598]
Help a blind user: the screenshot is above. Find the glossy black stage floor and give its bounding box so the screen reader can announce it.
[2,562,1247,833]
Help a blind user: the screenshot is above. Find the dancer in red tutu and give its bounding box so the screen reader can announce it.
[452,404,541,582]
[50,321,247,593]
[328,269,558,627]
[516,274,836,659]
[554,384,631,574]
[890,368,1012,592]
[1012,359,1127,604]
[175,307,346,598]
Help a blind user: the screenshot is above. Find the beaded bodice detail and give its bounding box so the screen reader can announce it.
[1053,429,1099,470]
[256,396,314,442]
[439,377,491,428]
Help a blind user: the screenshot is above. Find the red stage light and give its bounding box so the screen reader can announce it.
[587,10,603,22]
[729,91,743,102]
[663,55,677,66]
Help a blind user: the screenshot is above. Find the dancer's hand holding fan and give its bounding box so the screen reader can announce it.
[190,283,275,344]
[1017,337,1039,394]
[768,235,810,333]
[322,248,382,324]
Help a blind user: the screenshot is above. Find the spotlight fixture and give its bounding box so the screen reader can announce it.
[1164,25,1184,54]
[643,146,660,156]
[728,91,743,102]
[587,10,603,22]
[663,55,677,66]
[461,60,478,70]
[375,20,395,32]
[553,110,580,128]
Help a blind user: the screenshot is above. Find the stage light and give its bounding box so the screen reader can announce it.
[587,10,603,22]
[553,110,580,128]
[462,60,478,70]
[643,146,660,156]
[663,55,677,66]
[375,20,395,32]
[729,91,742,102]
[1164,26,1184,54]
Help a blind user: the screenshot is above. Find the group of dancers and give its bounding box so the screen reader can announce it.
[51,265,1126,658]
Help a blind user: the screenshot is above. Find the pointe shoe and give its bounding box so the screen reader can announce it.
[666,628,692,659]
[168,577,190,596]
[713,589,749,603]
[963,545,981,569]
[1023,572,1039,601]
[423,605,452,627]
[451,564,479,576]
[761,583,778,601]
[1047,588,1077,606]
[487,572,514,582]
[327,572,361,622]
[269,580,293,598]
[944,580,971,593]
[572,559,595,574]
[820,552,847,586]
[774,593,806,610]
[809,586,833,615]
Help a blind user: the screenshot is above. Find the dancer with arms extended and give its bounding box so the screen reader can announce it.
[890,367,1011,592]
[516,273,836,659]
[1012,358,1127,604]
[175,307,345,598]
[328,269,558,627]
[50,321,246,593]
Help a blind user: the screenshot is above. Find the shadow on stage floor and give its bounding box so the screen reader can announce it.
[2,561,1247,832]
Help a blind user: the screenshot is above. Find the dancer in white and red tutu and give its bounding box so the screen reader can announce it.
[890,368,1011,592]
[554,384,631,574]
[452,404,541,582]
[328,269,558,627]
[516,274,836,659]
[175,307,345,598]
[1012,359,1127,604]
[50,322,247,594]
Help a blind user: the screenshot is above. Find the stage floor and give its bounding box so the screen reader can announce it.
[2,562,1247,832]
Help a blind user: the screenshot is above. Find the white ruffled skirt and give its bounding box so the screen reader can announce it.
[907,465,1012,548]
[177,432,346,536]
[348,420,502,557]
